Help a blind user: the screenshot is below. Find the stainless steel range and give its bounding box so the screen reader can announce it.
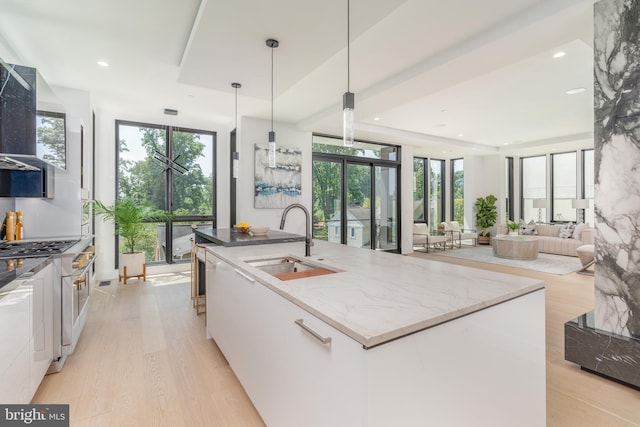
[49,237,96,373]
[0,240,78,259]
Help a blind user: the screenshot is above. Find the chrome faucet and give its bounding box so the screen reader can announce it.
[279,203,312,257]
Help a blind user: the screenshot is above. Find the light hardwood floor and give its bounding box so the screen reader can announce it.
[32,255,640,426]
[410,250,640,427]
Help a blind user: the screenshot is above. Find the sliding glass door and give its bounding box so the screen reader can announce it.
[312,135,400,252]
[376,166,398,250]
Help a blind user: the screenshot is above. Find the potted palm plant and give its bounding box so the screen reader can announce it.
[474,194,497,245]
[94,198,172,284]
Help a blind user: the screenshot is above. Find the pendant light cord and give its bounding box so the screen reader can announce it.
[234,85,238,129]
[271,45,274,132]
[347,0,350,93]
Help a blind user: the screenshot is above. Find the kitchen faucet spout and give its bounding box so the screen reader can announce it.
[279,203,312,257]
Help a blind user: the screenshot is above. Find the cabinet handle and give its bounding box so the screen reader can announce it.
[294,319,332,345]
[234,269,255,283]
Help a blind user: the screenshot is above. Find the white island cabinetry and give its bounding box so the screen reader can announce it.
[205,242,546,427]
[205,251,364,427]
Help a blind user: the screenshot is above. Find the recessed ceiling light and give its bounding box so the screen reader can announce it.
[97,60,109,67]
[551,148,557,151]
[503,143,509,146]
[553,51,566,58]
[566,87,586,95]
[457,133,464,137]
[373,117,380,121]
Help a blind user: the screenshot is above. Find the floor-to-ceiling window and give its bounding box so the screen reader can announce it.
[582,149,595,225]
[451,158,464,223]
[413,157,427,222]
[520,155,546,223]
[312,135,400,252]
[551,152,577,222]
[116,120,216,265]
[429,159,445,232]
[505,157,514,221]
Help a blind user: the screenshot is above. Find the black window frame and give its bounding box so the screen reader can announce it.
[312,134,401,253]
[505,156,514,221]
[115,119,217,266]
[550,151,577,223]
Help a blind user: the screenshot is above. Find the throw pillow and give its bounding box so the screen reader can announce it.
[572,222,585,240]
[520,220,538,235]
[559,222,575,239]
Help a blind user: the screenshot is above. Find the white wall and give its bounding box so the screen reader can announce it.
[236,117,312,237]
[463,155,502,233]
[400,145,414,254]
[15,86,91,239]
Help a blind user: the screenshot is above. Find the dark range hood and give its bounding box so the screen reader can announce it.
[0,62,55,198]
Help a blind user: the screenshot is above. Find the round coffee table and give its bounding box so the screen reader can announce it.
[492,236,539,260]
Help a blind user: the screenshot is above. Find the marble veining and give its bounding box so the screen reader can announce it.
[565,311,640,389]
[207,240,544,348]
[594,0,640,339]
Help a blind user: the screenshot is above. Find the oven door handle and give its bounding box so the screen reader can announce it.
[61,277,74,347]
[74,253,96,276]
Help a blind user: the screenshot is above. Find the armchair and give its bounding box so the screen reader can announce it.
[441,221,478,248]
[413,223,448,253]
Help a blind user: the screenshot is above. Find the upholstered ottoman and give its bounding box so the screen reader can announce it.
[576,244,594,275]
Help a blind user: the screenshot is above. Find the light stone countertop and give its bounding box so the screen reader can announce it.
[206,240,545,348]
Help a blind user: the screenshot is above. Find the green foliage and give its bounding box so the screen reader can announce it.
[453,198,464,223]
[474,194,498,236]
[507,220,520,231]
[312,160,341,241]
[94,198,173,254]
[36,114,66,169]
[119,128,212,215]
[453,168,464,223]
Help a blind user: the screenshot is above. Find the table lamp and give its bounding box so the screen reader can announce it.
[572,199,589,223]
[532,199,546,223]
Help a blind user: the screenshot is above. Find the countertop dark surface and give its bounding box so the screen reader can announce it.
[0,257,50,293]
[194,228,305,247]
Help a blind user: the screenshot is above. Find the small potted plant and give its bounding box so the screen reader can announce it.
[474,194,497,245]
[507,220,520,236]
[94,198,172,284]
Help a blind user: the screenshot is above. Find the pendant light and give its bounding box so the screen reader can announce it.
[231,82,241,178]
[343,0,355,147]
[266,38,279,168]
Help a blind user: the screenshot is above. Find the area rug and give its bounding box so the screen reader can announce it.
[421,246,582,275]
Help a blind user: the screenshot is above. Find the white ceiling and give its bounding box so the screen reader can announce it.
[0,0,595,157]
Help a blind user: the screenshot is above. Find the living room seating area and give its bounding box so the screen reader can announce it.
[496,223,594,257]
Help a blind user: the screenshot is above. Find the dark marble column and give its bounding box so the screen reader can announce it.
[565,0,640,389]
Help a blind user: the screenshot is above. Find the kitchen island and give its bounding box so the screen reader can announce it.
[205,240,545,427]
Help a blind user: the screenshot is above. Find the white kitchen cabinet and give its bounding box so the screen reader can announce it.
[0,283,31,404]
[0,262,54,403]
[29,263,54,396]
[206,251,365,427]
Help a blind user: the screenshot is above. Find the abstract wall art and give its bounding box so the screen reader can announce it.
[254,144,302,208]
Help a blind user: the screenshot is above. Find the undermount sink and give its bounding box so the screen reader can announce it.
[245,256,337,281]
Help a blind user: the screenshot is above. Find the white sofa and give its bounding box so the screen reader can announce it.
[496,223,594,257]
